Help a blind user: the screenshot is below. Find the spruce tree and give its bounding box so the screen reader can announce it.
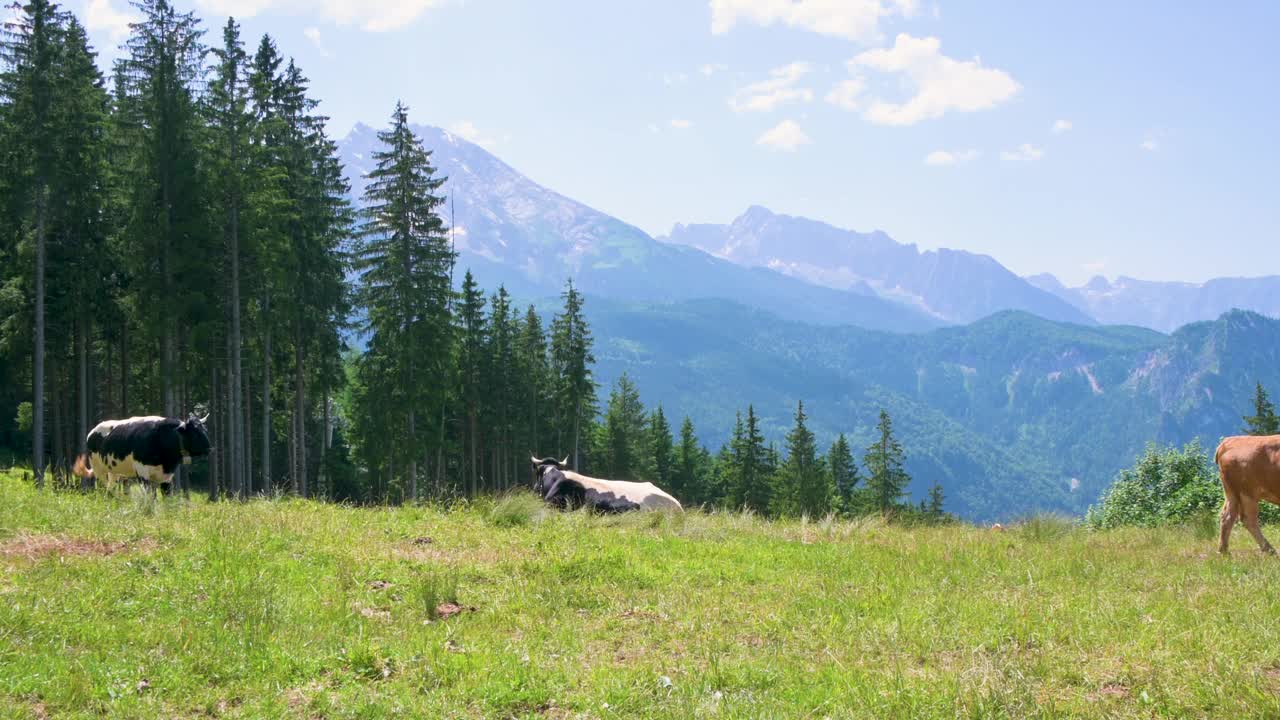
[828,434,860,506]
[352,101,454,496]
[730,405,769,512]
[206,17,251,497]
[649,404,674,488]
[864,409,909,513]
[600,373,646,479]
[926,481,945,520]
[550,279,595,468]
[674,415,706,504]
[516,304,550,462]
[775,401,831,517]
[1244,382,1279,436]
[457,270,486,494]
[1,0,71,486]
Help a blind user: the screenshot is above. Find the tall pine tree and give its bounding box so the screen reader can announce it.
[864,409,909,513]
[550,279,594,468]
[1244,382,1279,436]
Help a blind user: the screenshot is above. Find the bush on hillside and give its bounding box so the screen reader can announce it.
[1083,441,1280,530]
[1085,441,1221,529]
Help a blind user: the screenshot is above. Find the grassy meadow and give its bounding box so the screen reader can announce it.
[2,469,1280,719]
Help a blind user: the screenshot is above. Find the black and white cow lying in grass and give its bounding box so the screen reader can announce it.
[531,456,683,513]
[73,414,212,492]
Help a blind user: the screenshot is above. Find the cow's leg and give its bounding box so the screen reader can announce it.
[1240,497,1275,555]
[1220,492,1240,554]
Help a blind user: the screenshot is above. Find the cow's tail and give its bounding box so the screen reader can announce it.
[72,454,93,480]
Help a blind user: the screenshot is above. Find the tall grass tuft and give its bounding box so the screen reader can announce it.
[414,570,460,618]
[1016,513,1077,542]
[485,491,545,528]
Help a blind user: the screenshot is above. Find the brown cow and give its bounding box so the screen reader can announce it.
[1216,435,1280,554]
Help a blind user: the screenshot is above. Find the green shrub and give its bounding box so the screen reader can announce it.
[485,491,545,528]
[1086,441,1228,529]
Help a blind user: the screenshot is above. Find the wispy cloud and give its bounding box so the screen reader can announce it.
[303,27,330,56]
[730,62,814,113]
[824,78,865,111]
[1000,143,1044,162]
[448,120,501,149]
[835,34,1020,126]
[195,0,449,32]
[670,118,693,129]
[710,0,919,43]
[699,62,728,77]
[85,0,140,43]
[756,119,811,151]
[1052,119,1072,134]
[925,149,979,166]
[663,71,690,86]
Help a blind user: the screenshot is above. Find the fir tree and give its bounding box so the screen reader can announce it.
[674,415,707,505]
[730,405,770,512]
[457,270,487,494]
[649,404,674,489]
[550,279,595,468]
[828,434,860,507]
[864,409,909,513]
[600,373,646,479]
[352,101,454,496]
[1244,382,1279,436]
[926,481,945,520]
[774,401,831,517]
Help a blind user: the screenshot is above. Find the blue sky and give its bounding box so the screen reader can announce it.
[77,0,1278,286]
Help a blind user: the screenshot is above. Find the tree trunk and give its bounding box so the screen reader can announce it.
[51,359,63,483]
[262,295,272,494]
[32,188,46,488]
[319,391,330,498]
[229,185,244,501]
[408,408,417,502]
[295,328,306,498]
[209,365,220,501]
[120,322,128,418]
[244,369,253,496]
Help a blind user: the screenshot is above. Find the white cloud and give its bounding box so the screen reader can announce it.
[1000,143,1043,161]
[841,34,1020,126]
[924,149,979,166]
[663,71,690,86]
[670,118,693,129]
[1139,128,1170,152]
[710,0,919,43]
[1052,119,1072,134]
[448,120,500,149]
[756,119,811,151]
[699,62,728,76]
[195,0,447,32]
[647,123,660,134]
[85,0,139,42]
[824,78,865,111]
[730,62,814,113]
[1140,138,1158,151]
[303,27,330,56]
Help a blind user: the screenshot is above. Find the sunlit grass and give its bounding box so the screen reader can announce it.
[2,468,1279,718]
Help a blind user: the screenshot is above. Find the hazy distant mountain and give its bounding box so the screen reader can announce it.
[337,124,940,332]
[661,206,1094,325]
[586,301,1280,520]
[1025,273,1280,332]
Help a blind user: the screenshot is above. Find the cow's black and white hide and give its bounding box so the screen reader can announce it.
[530,456,682,513]
[73,414,211,490]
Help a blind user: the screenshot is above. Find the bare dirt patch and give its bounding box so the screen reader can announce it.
[434,602,475,619]
[0,533,155,560]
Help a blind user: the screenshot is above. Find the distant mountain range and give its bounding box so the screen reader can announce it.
[585,302,1280,521]
[337,124,940,332]
[1026,274,1280,332]
[660,206,1094,325]
[338,123,1278,332]
[335,122,1280,520]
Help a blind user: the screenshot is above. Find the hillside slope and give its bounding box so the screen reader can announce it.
[4,474,1280,719]
[584,301,1278,520]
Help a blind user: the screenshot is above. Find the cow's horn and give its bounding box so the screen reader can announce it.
[530,455,541,465]
[198,413,209,424]
[559,456,569,466]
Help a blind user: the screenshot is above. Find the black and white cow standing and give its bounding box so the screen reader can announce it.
[530,456,683,513]
[72,414,212,491]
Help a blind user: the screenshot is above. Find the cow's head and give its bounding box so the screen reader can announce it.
[530,454,569,497]
[179,413,212,457]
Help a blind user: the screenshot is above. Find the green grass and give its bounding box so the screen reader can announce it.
[3,469,1280,719]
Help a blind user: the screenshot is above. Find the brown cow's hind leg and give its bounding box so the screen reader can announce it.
[1220,493,1239,555]
[1240,497,1275,555]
